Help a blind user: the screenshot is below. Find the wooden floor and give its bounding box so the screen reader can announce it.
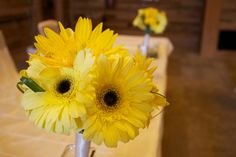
[163,52,236,157]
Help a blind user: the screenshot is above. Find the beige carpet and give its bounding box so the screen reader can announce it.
[162,52,236,157]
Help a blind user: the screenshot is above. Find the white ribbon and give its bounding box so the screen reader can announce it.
[140,33,150,56]
[75,133,91,157]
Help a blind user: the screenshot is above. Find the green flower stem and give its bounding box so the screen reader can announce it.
[145,26,152,35]
[19,76,45,92]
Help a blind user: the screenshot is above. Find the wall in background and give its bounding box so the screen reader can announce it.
[220,0,236,30]
[200,0,236,56]
[0,0,32,69]
[70,0,205,52]
[5,0,235,67]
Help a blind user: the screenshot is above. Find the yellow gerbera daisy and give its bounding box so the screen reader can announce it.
[32,17,128,68]
[82,54,154,147]
[22,51,94,134]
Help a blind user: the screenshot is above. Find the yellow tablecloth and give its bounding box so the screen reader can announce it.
[0,34,172,157]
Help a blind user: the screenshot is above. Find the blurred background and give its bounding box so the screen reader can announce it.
[1,0,236,157]
[0,0,206,69]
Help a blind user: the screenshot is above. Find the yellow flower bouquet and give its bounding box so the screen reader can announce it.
[133,7,167,55]
[17,17,168,157]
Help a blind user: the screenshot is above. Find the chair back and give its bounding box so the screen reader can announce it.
[38,20,59,35]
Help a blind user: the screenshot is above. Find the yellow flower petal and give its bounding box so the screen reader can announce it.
[27,59,46,79]
[22,91,44,110]
[75,17,92,46]
[73,50,94,77]
[40,67,60,78]
[152,92,169,108]
[103,125,118,147]
[90,23,103,41]
[69,101,86,118]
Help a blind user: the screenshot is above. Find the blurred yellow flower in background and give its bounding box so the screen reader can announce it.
[133,7,167,34]
[143,7,159,26]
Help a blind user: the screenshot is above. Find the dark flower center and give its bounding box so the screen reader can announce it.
[57,79,71,94]
[103,90,118,107]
